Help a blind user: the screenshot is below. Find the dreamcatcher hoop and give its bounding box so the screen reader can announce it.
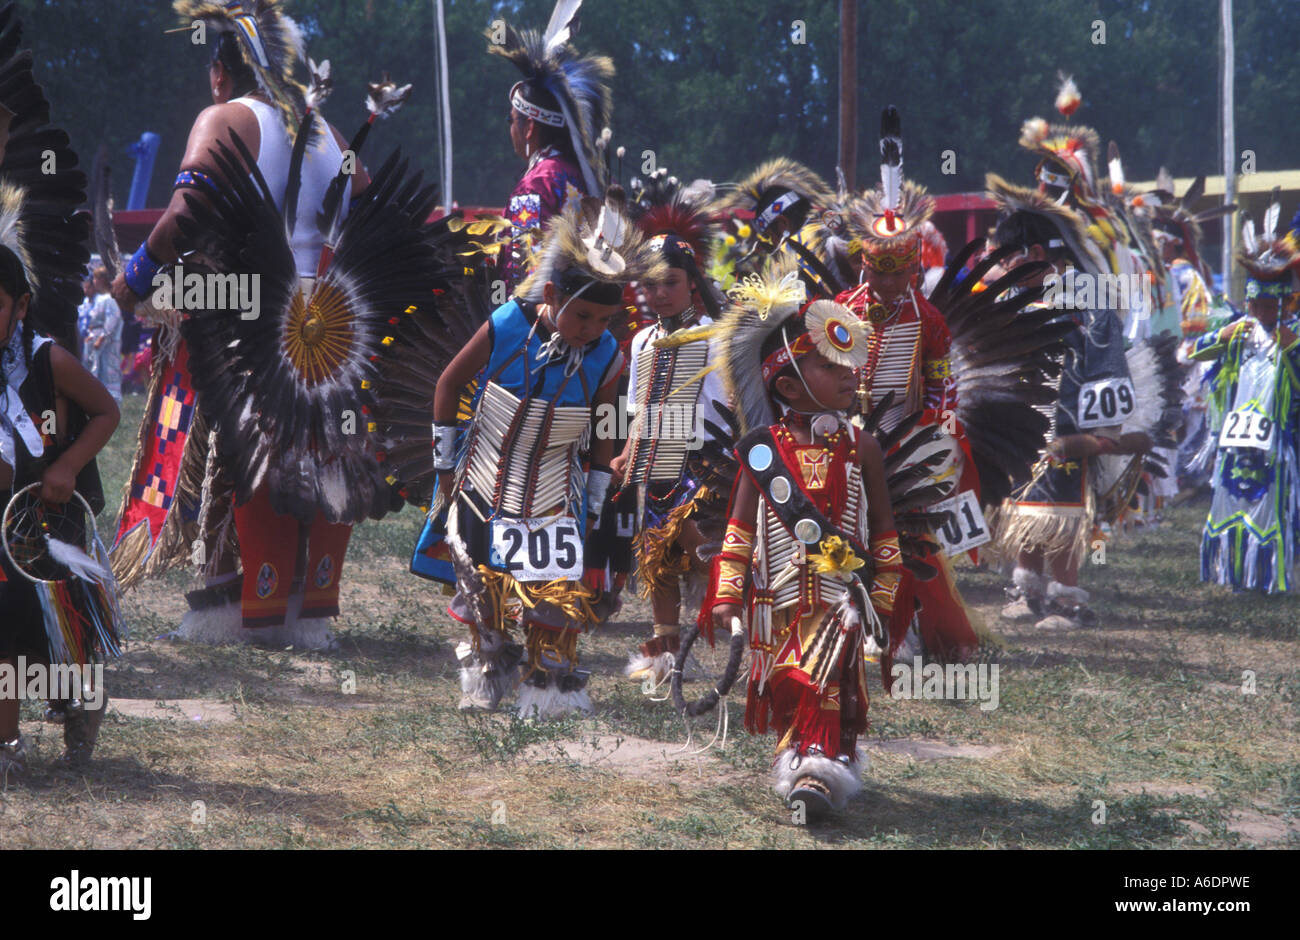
[2,482,101,584]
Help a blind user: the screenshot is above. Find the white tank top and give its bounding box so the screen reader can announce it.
[232,96,352,276]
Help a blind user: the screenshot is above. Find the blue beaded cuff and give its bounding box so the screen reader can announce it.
[174,168,218,192]
[124,241,162,299]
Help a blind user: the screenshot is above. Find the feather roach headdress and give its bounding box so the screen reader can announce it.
[1237,189,1300,291]
[488,0,613,196]
[0,3,89,350]
[630,170,720,263]
[840,107,935,275]
[986,172,1108,276]
[1018,75,1104,208]
[173,0,307,135]
[723,157,834,239]
[1144,171,1235,284]
[517,185,665,305]
[629,169,724,316]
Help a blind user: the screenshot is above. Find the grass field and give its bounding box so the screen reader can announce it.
[2,391,1298,849]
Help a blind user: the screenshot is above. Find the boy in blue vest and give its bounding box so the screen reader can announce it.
[428,188,664,718]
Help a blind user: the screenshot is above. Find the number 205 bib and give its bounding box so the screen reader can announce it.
[490,517,583,581]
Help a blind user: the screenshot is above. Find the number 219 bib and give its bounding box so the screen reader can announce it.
[1219,407,1274,451]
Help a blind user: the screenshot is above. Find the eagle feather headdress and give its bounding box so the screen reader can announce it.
[721,157,834,232]
[1237,188,1300,283]
[487,0,613,196]
[173,0,307,135]
[517,185,665,302]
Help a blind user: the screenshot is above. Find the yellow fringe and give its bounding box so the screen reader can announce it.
[522,623,582,678]
[476,566,599,640]
[632,486,709,598]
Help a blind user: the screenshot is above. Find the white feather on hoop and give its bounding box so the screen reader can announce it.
[45,535,112,584]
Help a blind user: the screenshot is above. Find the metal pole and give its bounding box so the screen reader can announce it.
[1221,0,1235,300]
[838,0,858,192]
[435,0,453,209]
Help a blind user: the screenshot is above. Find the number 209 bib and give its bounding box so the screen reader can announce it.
[1076,377,1136,429]
[490,517,583,581]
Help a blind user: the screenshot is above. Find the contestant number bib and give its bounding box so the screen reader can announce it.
[491,517,582,581]
[1219,408,1274,451]
[1077,377,1136,429]
[935,490,991,556]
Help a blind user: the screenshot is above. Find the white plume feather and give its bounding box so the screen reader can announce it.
[1264,195,1280,243]
[45,536,111,584]
[543,0,584,55]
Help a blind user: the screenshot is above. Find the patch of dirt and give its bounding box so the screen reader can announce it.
[523,733,747,785]
[109,698,239,724]
[1072,687,1122,699]
[1225,809,1300,846]
[1114,781,1211,798]
[868,738,1004,760]
[1204,682,1242,695]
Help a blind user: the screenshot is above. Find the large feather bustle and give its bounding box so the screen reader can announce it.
[926,237,1075,508]
[486,5,613,196]
[721,157,835,216]
[0,3,89,350]
[174,130,451,525]
[516,189,666,302]
[1123,333,1182,446]
[173,0,307,136]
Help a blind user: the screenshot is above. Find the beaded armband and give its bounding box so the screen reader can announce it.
[923,357,952,380]
[123,242,162,300]
[714,518,755,603]
[868,530,902,615]
[174,168,218,192]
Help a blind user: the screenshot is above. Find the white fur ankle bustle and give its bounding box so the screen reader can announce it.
[625,649,708,685]
[625,650,673,681]
[1012,566,1047,600]
[274,617,338,651]
[457,642,516,712]
[260,593,338,651]
[516,681,593,720]
[1046,581,1089,606]
[177,600,275,645]
[771,747,866,810]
